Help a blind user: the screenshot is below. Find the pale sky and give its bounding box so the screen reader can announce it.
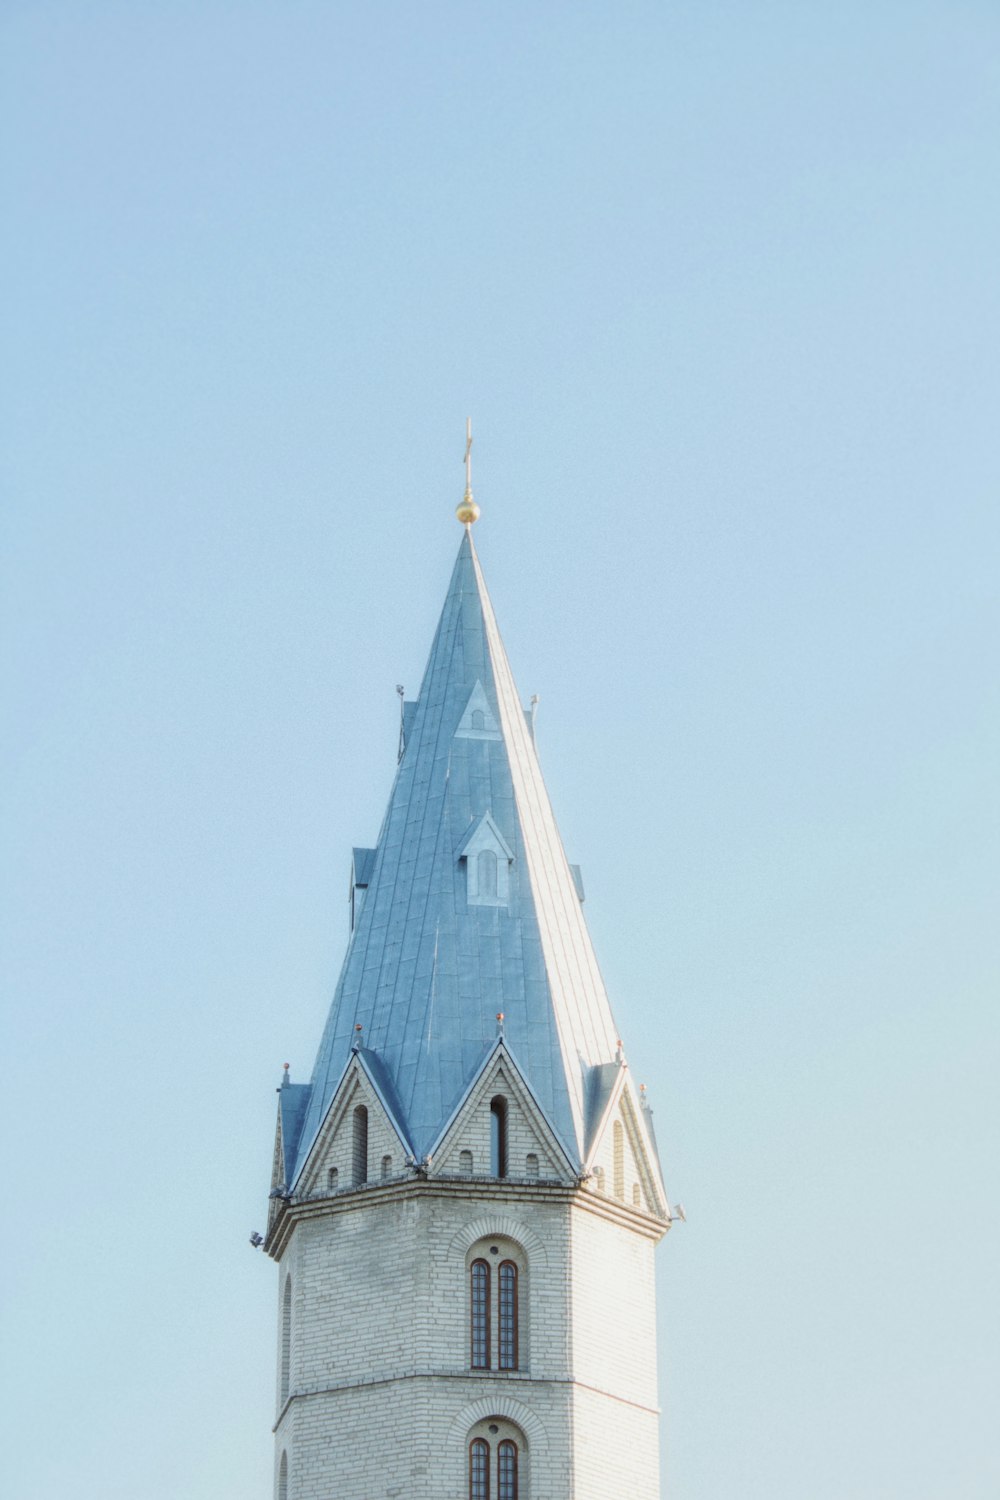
[2,4,998,1498]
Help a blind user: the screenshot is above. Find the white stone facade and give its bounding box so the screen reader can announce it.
[269,1063,666,1499]
[272,1181,662,1499]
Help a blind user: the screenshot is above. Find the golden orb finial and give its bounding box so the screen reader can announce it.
[456,417,480,525]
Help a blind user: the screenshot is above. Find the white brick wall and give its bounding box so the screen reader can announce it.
[272,1179,664,1499]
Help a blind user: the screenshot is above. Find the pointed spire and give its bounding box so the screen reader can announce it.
[289,525,624,1183]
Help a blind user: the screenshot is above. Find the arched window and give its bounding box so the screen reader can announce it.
[280,1274,292,1405]
[525,1152,539,1179]
[381,1154,392,1180]
[470,1437,490,1499]
[352,1104,368,1186]
[613,1119,625,1200]
[471,708,486,730]
[467,1420,525,1500]
[478,848,498,898]
[490,1096,508,1178]
[459,1149,474,1176]
[327,1165,338,1192]
[593,1165,606,1193]
[498,1439,518,1500]
[471,1259,491,1369]
[278,1449,288,1500]
[498,1261,518,1370]
[467,1236,525,1373]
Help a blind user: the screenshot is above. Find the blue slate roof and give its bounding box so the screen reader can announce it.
[289,531,623,1183]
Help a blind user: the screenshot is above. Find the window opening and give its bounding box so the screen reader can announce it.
[381,1154,392,1180]
[459,1149,474,1176]
[280,1275,292,1405]
[525,1152,539,1179]
[278,1450,288,1500]
[478,848,498,898]
[593,1165,605,1193]
[471,708,486,730]
[471,1259,491,1369]
[470,1438,490,1500]
[352,1104,368,1187]
[327,1166,338,1191]
[498,1439,518,1500]
[498,1261,518,1370]
[613,1119,625,1200]
[490,1097,508,1178]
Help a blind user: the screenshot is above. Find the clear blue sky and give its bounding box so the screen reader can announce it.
[2,4,997,1497]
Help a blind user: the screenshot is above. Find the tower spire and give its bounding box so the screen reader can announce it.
[455,416,480,526]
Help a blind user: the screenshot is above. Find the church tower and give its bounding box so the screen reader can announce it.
[264,458,673,1499]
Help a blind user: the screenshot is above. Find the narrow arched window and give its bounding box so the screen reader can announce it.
[327,1166,338,1192]
[471,708,486,730]
[459,1149,474,1176]
[478,848,498,898]
[498,1261,518,1370]
[352,1104,368,1186]
[525,1152,539,1179]
[381,1154,392,1180]
[470,1259,491,1369]
[278,1449,288,1500]
[498,1439,518,1500]
[280,1275,292,1405]
[613,1119,625,1200]
[470,1437,490,1499]
[490,1096,508,1178]
[593,1165,606,1193]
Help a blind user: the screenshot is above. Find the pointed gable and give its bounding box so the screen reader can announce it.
[291,531,625,1183]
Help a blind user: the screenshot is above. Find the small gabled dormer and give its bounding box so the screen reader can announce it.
[350,846,376,932]
[454,680,501,740]
[457,812,514,907]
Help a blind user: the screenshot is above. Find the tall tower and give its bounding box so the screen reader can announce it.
[265,472,672,1499]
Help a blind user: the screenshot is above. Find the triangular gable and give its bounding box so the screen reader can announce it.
[293,1048,414,1196]
[454,679,501,740]
[583,1064,668,1218]
[456,811,514,863]
[428,1037,578,1181]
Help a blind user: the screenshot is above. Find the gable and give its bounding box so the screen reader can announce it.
[295,1052,412,1198]
[585,1074,668,1218]
[454,679,501,740]
[429,1045,576,1183]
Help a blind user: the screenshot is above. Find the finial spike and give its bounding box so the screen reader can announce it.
[456,416,481,526]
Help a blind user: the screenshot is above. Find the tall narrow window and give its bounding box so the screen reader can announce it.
[471,1259,491,1369]
[459,1149,474,1176]
[278,1450,288,1500]
[498,1261,518,1370]
[280,1275,292,1405]
[498,1440,518,1500]
[613,1119,625,1200]
[381,1154,392,1180]
[471,708,486,730]
[327,1166,338,1192]
[352,1104,368,1187]
[490,1096,508,1178]
[470,1438,490,1500]
[478,848,498,898]
[525,1152,539,1179]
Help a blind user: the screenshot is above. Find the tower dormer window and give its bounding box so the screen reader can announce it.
[490,1096,508,1178]
[457,812,514,908]
[613,1119,625,1200]
[352,1105,368,1187]
[478,848,498,898]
